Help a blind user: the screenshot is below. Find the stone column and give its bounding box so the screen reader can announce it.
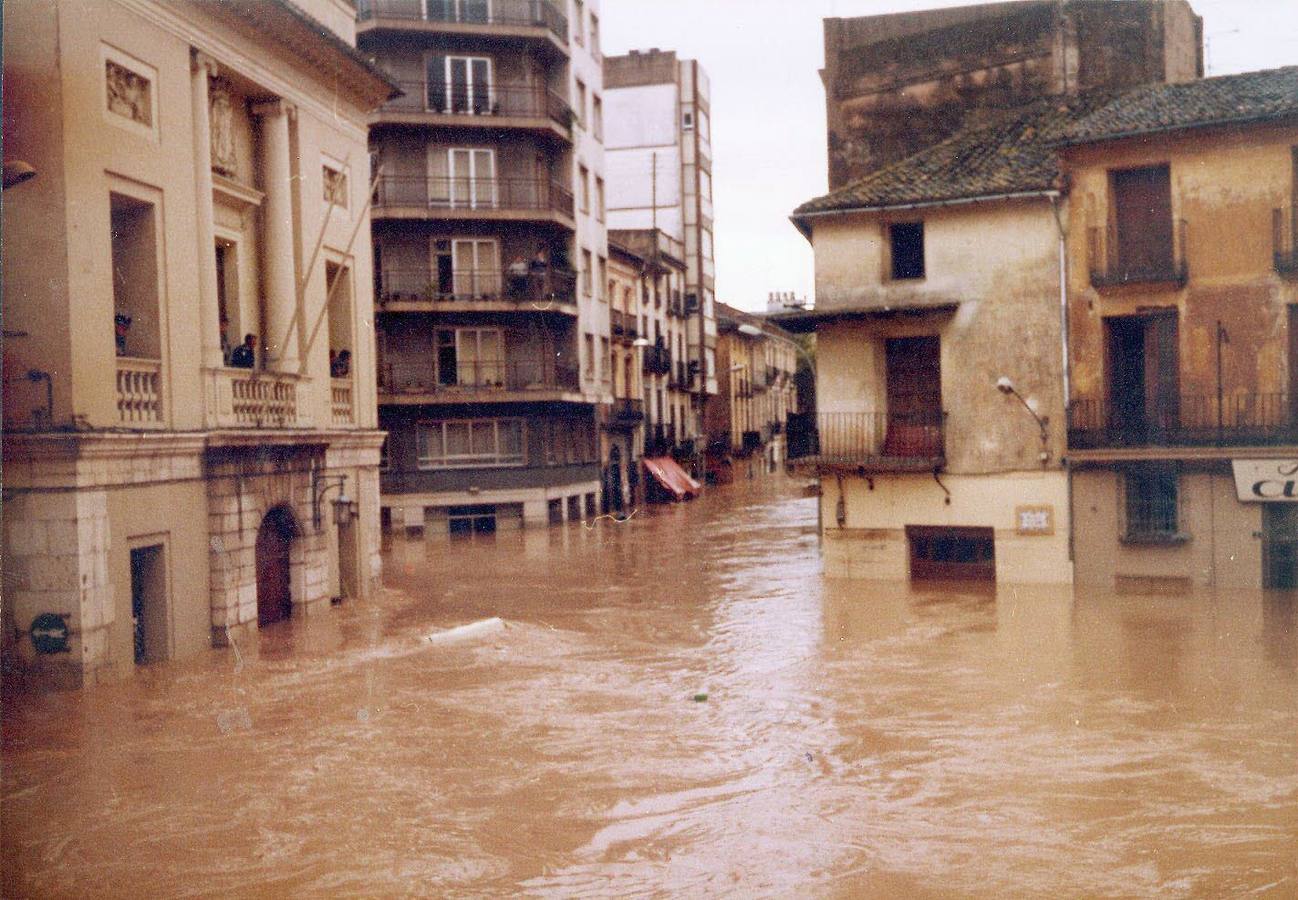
[191,50,223,370]
[253,99,299,373]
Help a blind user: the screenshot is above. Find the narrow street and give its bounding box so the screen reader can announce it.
[3,476,1297,897]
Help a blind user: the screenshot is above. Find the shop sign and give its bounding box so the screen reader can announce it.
[1015,505,1054,535]
[1232,460,1298,502]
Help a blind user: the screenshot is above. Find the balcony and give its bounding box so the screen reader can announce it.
[642,345,671,376]
[206,368,301,429]
[611,309,639,343]
[610,398,644,424]
[788,412,946,472]
[357,0,569,47]
[1068,394,1297,451]
[646,423,677,456]
[375,82,572,140]
[379,359,579,404]
[1088,219,1188,290]
[1274,207,1298,276]
[372,176,575,225]
[377,267,577,313]
[116,357,163,427]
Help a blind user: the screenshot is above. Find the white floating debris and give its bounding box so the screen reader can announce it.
[424,617,505,644]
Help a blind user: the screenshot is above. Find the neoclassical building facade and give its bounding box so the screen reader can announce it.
[2,0,395,688]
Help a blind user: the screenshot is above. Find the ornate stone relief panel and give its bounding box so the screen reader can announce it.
[106,59,152,127]
[209,79,239,179]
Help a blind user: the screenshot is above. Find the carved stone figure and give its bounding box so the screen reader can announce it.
[106,60,151,126]
[209,79,238,178]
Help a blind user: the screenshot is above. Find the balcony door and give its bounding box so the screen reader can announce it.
[449,148,495,209]
[425,54,492,115]
[438,328,503,387]
[425,0,489,23]
[883,336,942,457]
[1105,312,1179,438]
[1112,165,1173,277]
[452,239,499,299]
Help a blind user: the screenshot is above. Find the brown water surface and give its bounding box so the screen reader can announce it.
[4,476,1297,897]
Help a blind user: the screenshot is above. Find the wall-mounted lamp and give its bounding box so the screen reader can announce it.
[312,470,353,530]
[631,337,651,348]
[997,376,1050,464]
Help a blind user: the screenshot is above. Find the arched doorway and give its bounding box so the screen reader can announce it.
[256,505,299,627]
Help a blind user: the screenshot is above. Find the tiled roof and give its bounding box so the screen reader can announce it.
[1056,66,1298,146]
[793,96,1105,218]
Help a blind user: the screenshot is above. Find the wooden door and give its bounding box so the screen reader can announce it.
[256,510,294,627]
[1113,165,1173,276]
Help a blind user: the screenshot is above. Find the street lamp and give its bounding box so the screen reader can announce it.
[996,376,1050,464]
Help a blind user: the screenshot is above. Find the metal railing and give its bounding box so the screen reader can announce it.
[377,267,576,305]
[788,411,946,467]
[611,398,644,422]
[1068,394,1296,449]
[1088,218,1189,288]
[356,0,568,41]
[378,80,571,129]
[116,357,162,426]
[380,359,579,394]
[1274,207,1298,275]
[642,345,671,376]
[373,175,574,217]
[611,309,638,340]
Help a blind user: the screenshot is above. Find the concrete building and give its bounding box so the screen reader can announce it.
[787,99,1086,583]
[358,0,611,535]
[705,303,799,482]
[821,0,1202,189]
[2,0,394,688]
[605,49,719,474]
[604,235,646,511]
[1060,66,1298,591]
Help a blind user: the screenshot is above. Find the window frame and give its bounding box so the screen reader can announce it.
[416,418,526,469]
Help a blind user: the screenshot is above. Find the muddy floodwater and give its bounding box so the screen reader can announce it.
[4,476,1297,897]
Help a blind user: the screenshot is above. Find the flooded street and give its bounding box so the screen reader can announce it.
[4,476,1297,897]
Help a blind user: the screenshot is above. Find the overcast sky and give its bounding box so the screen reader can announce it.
[602,0,1298,312]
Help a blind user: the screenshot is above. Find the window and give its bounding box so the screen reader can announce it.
[573,0,584,44]
[417,419,525,468]
[1110,164,1174,277]
[682,111,694,131]
[425,0,489,24]
[429,147,496,209]
[1123,467,1182,541]
[450,238,499,298]
[325,260,354,374]
[889,222,925,280]
[425,55,493,115]
[436,327,503,386]
[596,256,607,302]
[590,14,600,57]
[700,170,712,204]
[592,95,603,141]
[600,337,610,383]
[584,333,595,378]
[575,79,587,128]
[581,248,593,296]
[323,163,348,207]
[579,164,590,213]
[698,110,711,142]
[595,176,605,222]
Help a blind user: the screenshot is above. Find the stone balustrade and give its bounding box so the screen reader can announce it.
[206,368,302,429]
[331,378,354,426]
[116,357,163,427]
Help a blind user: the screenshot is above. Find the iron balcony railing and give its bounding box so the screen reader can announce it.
[373,176,574,218]
[1274,207,1298,276]
[1068,394,1297,449]
[356,0,569,42]
[788,411,946,468]
[611,309,639,340]
[642,345,671,376]
[1088,218,1189,288]
[380,359,579,395]
[611,398,645,423]
[378,80,572,129]
[377,267,576,305]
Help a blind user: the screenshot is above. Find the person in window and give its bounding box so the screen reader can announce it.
[506,256,529,298]
[230,333,256,369]
[114,313,132,356]
[330,349,351,378]
[529,244,549,297]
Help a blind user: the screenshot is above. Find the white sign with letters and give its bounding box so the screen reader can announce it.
[1232,460,1298,502]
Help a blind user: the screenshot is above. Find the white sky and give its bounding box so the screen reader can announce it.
[603,0,1298,311]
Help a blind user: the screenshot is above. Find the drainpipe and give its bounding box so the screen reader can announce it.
[1049,192,1075,566]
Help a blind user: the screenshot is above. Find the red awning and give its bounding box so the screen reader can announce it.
[643,456,701,501]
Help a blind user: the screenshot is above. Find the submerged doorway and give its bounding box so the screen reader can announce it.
[1263,504,1298,590]
[256,506,299,626]
[130,543,168,665]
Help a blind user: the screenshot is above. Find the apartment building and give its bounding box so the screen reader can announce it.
[604,237,645,511]
[2,0,394,688]
[358,0,611,535]
[705,303,799,481]
[605,49,719,477]
[1060,67,1298,591]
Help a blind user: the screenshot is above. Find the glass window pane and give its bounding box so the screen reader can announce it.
[426,55,447,111]
[471,421,495,455]
[499,421,523,459]
[445,422,471,456]
[471,59,491,114]
[449,58,468,113]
